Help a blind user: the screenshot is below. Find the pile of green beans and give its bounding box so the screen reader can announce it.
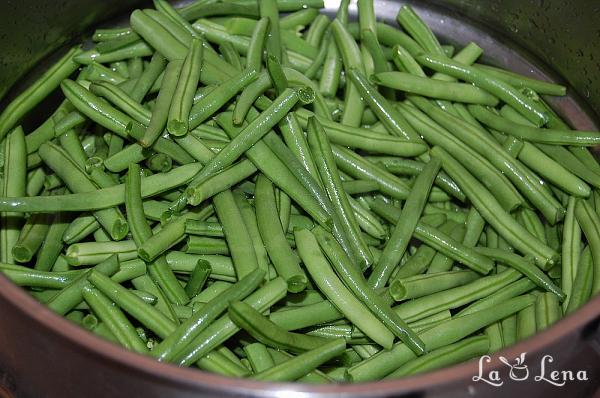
[1,0,599,383]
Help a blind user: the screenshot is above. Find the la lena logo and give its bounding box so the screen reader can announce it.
[473,353,589,387]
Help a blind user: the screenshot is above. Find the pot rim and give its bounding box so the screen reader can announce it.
[1,273,599,396]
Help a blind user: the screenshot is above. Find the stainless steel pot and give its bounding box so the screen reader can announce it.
[0,1,599,397]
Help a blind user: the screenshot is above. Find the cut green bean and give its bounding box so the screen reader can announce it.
[369,159,440,288]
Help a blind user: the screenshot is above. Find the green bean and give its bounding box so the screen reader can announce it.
[244,343,275,373]
[392,268,521,323]
[0,162,202,213]
[93,27,134,42]
[474,248,564,300]
[390,271,479,301]
[319,35,342,98]
[188,68,258,131]
[255,175,307,292]
[130,9,187,61]
[269,300,343,331]
[74,41,154,65]
[348,69,423,143]
[127,57,143,79]
[455,277,535,319]
[65,240,138,266]
[313,226,426,355]
[369,159,441,288]
[26,168,46,197]
[232,191,270,281]
[295,111,427,157]
[252,339,346,382]
[235,68,328,125]
[535,292,561,331]
[571,146,600,177]
[151,267,264,361]
[358,0,388,76]
[330,19,364,127]
[127,163,189,304]
[516,207,547,244]
[213,189,259,278]
[392,44,425,75]
[103,143,151,172]
[184,220,223,237]
[431,146,557,267]
[110,259,146,284]
[34,211,71,270]
[166,252,235,283]
[396,5,444,56]
[12,212,50,263]
[332,146,412,201]
[371,199,494,275]
[109,62,130,79]
[58,129,88,169]
[246,17,270,71]
[341,180,378,195]
[368,157,465,201]
[129,52,167,102]
[82,285,148,354]
[307,117,372,269]
[386,335,489,378]
[83,62,127,85]
[146,153,173,172]
[305,14,329,46]
[498,104,591,196]
[574,199,600,294]
[472,64,566,96]
[277,189,292,232]
[424,204,467,225]
[259,0,282,61]
[562,220,586,278]
[167,39,202,136]
[183,260,211,298]
[1,127,28,263]
[469,104,600,146]
[62,214,99,245]
[295,228,394,349]
[46,254,119,315]
[60,80,133,138]
[184,87,310,193]
[0,266,82,289]
[501,315,517,347]
[390,222,447,280]
[347,196,386,240]
[535,142,600,189]
[87,269,175,338]
[192,19,311,73]
[89,82,151,125]
[229,300,330,353]
[516,303,536,341]
[484,322,504,352]
[415,54,548,126]
[267,54,288,94]
[176,276,287,366]
[281,7,319,29]
[0,46,81,139]
[39,142,129,240]
[410,96,564,222]
[350,294,535,381]
[397,103,523,211]
[565,247,594,314]
[373,72,498,105]
[215,112,331,227]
